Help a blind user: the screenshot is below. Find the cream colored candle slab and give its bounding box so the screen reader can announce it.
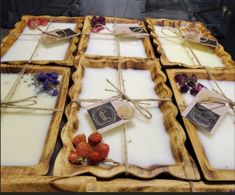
[182,80,235,169]
[76,68,175,168]
[1,23,77,62]
[85,23,147,58]
[154,26,224,68]
[1,73,60,166]
[79,67,118,99]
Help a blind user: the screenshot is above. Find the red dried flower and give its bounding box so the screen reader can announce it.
[73,134,86,146]
[76,142,92,158]
[68,151,82,164]
[38,18,48,26]
[88,151,101,164]
[95,143,109,161]
[27,17,48,30]
[88,132,102,146]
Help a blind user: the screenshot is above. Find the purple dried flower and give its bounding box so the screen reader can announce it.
[187,74,197,87]
[48,72,58,79]
[43,81,50,91]
[90,15,105,31]
[98,16,105,25]
[52,89,59,96]
[190,83,205,96]
[175,73,189,86]
[37,72,46,81]
[180,84,190,93]
[51,79,59,85]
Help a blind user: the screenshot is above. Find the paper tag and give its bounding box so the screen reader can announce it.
[41,28,78,44]
[113,26,149,38]
[182,88,229,134]
[87,97,134,133]
[180,28,217,48]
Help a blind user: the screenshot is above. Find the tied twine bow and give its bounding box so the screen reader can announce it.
[105,79,153,119]
[1,96,37,107]
[1,95,62,112]
[159,26,235,116]
[159,27,214,46]
[91,23,149,39]
[199,91,235,113]
[75,22,168,175]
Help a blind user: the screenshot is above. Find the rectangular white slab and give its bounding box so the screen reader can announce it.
[1,22,77,62]
[126,107,176,167]
[122,69,157,99]
[154,26,224,68]
[1,73,60,166]
[32,22,77,61]
[79,67,118,99]
[85,23,147,58]
[182,79,235,169]
[77,68,175,168]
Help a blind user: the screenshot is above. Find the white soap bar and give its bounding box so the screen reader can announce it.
[154,26,224,68]
[1,36,40,61]
[2,22,77,62]
[1,73,60,166]
[182,79,235,169]
[126,107,176,167]
[77,68,175,168]
[32,23,77,61]
[79,67,118,99]
[85,23,147,58]
[122,69,157,99]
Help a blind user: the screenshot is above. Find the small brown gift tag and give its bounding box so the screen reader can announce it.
[87,97,135,133]
[40,28,79,44]
[182,88,230,134]
[113,26,149,38]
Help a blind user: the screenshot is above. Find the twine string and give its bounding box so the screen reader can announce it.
[105,79,153,119]
[160,27,234,115]
[1,17,62,112]
[75,23,169,173]
[1,95,62,112]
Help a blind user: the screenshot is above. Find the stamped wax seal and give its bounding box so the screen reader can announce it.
[117,104,135,120]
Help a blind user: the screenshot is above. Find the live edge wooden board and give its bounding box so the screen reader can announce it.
[1,15,235,192]
[167,68,235,181]
[53,56,200,180]
[1,15,84,66]
[78,15,155,60]
[1,64,70,176]
[145,17,235,69]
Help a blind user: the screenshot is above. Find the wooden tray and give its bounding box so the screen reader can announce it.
[53,56,200,180]
[78,15,155,60]
[145,17,234,69]
[1,64,70,175]
[1,175,235,192]
[167,68,235,181]
[1,15,84,66]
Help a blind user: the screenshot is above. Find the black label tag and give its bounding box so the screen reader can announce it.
[87,102,121,130]
[55,28,77,37]
[186,103,220,132]
[86,97,133,133]
[182,88,230,134]
[129,27,147,34]
[200,37,217,48]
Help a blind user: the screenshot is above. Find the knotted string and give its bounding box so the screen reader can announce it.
[1,18,63,113]
[159,27,235,116]
[1,95,63,112]
[75,23,168,174]
[90,23,149,39]
[105,79,153,119]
